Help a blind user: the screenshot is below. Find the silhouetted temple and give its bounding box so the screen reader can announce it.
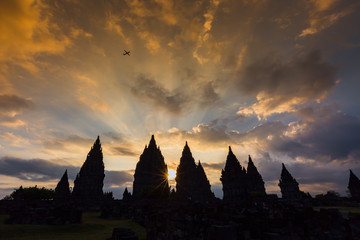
[72,136,105,204]
[246,155,266,197]
[348,170,360,201]
[175,142,214,200]
[132,135,170,199]
[279,163,302,200]
[54,170,70,202]
[220,146,247,201]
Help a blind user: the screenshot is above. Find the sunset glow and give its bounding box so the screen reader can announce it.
[168,169,177,180]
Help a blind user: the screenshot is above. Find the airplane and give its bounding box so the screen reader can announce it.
[123,50,130,56]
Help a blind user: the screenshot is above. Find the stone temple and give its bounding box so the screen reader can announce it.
[72,136,105,205]
[279,163,302,201]
[132,135,170,199]
[175,142,214,201]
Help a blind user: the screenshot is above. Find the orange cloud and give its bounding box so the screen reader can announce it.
[0,119,26,128]
[0,0,71,72]
[299,0,353,37]
[0,132,30,147]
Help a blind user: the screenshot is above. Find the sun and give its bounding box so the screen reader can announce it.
[168,169,176,179]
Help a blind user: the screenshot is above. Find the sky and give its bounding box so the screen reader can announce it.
[1,0,360,199]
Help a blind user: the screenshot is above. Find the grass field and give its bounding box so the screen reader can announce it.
[0,212,146,240]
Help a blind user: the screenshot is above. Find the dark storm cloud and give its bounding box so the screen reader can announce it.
[162,103,360,164]
[236,51,338,114]
[0,157,79,181]
[275,106,360,161]
[240,105,360,162]
[0,94,33,113]
[0,156,134,187]
[235,106,360,163]
[240,51,337,97]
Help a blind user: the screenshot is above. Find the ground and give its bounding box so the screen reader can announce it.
[0,212,146,240]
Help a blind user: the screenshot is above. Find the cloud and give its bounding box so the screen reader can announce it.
[0,0,71,71]
[103,132,125,141]
[0,94,33,118]
[104,170,133,187]
[275,106,360,161]
[130,76,190,114]
[255,152,354,195]
[0,132,30,147]
[236,51,338,118]
[77,95,111,114]
[198,82,220,107]
[43,134,95,151]
[159,122,233,149]
[237,105,360,163]
[299,0,355,37]
[201,162,225,170]
[0,156,134,188]
[111,146,138,157]
[0,157,79,181]
[160,104,360,164]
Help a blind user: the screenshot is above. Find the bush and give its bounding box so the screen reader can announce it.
[10,186,55,200]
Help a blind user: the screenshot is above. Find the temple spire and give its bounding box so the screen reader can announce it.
[221,146,247,201]
[246,155,266,196]
[133,135,169,199]
[148,134,156,148]
[279,163,301,201]
[175,142,214,201]
[72,136,105,206]
[54,170,70,201]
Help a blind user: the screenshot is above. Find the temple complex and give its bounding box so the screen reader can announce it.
[278,163,302,200]
[348,170,360,201]
[132,135,170,199]
[175,142,214,200]
[72,136,105,205]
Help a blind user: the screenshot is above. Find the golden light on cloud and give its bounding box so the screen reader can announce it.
[0,0,71,71]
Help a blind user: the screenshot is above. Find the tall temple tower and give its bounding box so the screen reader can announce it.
[132,135,170,199]
[348,170,360,201]
[278,163,302,200]
[72,136,105,204]
[175,142,214,200]
[246,155,266,196]
[220,146,247,201]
